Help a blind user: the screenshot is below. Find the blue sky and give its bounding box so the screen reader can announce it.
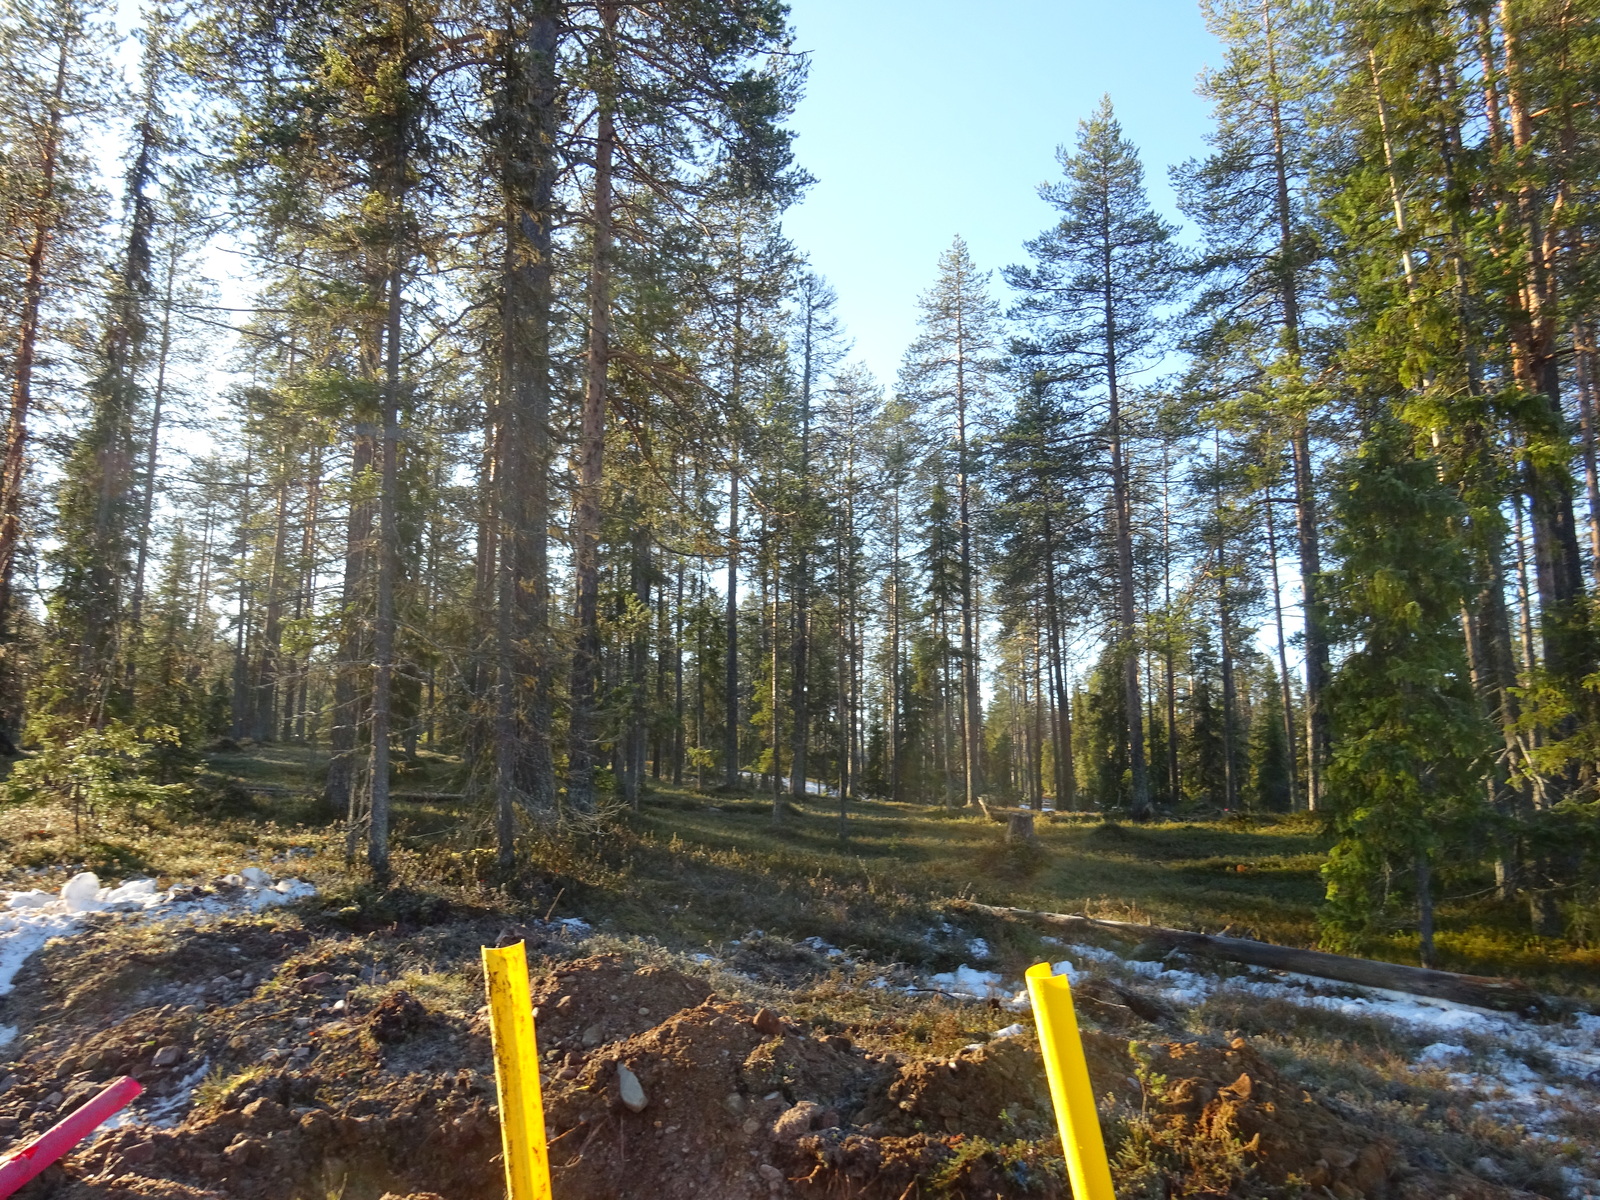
[781,0,1226,385]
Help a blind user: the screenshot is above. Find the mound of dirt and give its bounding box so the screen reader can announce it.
[857,1037,1054,1140]
[3,936,1544,1200]
[526,957,714,1051]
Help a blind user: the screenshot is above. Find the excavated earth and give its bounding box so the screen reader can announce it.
[0,908,1549,1200]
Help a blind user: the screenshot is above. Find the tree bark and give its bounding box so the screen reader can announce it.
[1104,286,1149,818]
[565,3,617,812]
[0,29,72,714]
[495,0,560,842]
[960,902,1543,1012]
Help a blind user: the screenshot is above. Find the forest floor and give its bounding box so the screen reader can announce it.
[0,744,1597,1199]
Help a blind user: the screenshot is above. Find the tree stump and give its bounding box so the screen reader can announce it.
[1006,811,1037,843]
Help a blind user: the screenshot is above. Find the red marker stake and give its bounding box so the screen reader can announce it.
[0,1076,143,1198]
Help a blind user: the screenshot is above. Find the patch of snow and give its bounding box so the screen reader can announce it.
[800,936,846,959]
[1050,959,1080,983]
[1031,939,1600,1192]
[991,1023,1027,1039]
[0,870,319,1000]
[61,872,105,913]
[928,965,1005,1000]
[967,938,991,961]
[128,1060,211,1129]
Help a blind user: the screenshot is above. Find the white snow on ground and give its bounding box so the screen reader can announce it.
[927,964,1006,1000]
[0,869,318,1039]
[912,940,1600,1198]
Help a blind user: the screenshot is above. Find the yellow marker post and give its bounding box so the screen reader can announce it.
[1025,961,1115,1200]
[481,941,553,1200]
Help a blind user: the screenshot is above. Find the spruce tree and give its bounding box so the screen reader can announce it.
[1321,420,1492,967]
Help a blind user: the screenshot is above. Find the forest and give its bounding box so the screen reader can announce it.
[1,0,1599,972]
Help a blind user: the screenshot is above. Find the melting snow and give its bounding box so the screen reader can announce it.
[927,965,1005,1000]
[933,939,1600,1198]
[0,869,319,1041]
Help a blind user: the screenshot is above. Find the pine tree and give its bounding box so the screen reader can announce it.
[1176,0,1333,808]
[1008,95,1184,820]
[901,236,1000,808]
[0,0,111,729]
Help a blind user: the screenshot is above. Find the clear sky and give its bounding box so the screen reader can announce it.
[781,0,1226,386]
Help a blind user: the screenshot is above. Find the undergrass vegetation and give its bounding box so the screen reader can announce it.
[4,743,1598,998]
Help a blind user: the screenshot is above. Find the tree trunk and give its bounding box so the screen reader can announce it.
[497,0,560,834]
[0,30,71,715]
[1104,296,1149,818]
[1415,854,1436,969]
[624,519,649,810]
[565,5,617,813]
[724,447,740,790]
[961,902,1542,1012]
[331,435,376,836]
[367,132,410,879]
[126,243,180,692]
[254,472,291,741]
[1264,494,1300,807]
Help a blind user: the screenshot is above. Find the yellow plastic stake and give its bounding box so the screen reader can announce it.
[481,941,553,1200]
[1026,961,1115,1200]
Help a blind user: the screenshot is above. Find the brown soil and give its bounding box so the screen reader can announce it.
[0,916,1544,1200]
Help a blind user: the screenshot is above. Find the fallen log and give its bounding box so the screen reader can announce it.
[954,901,1543,1014]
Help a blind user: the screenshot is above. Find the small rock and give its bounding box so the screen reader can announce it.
[44,1092,64,1109]
[121,1140,157,1165]
[299,1109,333,1135]
[299,972,334,990]
[152,1046,182,1067]
[581,1024,604,1048]
[742,1117,760,1134]
[771,1101,821,1141]
[751,1008,783,1036]
[616,1063,648,1113]
[637,1006,650,1016]
[224,1137,264,1165]
[758,1163,784,1187]
[723,1092,746,1117]
[242,1097,289,1128]
[554,995,574,1011]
